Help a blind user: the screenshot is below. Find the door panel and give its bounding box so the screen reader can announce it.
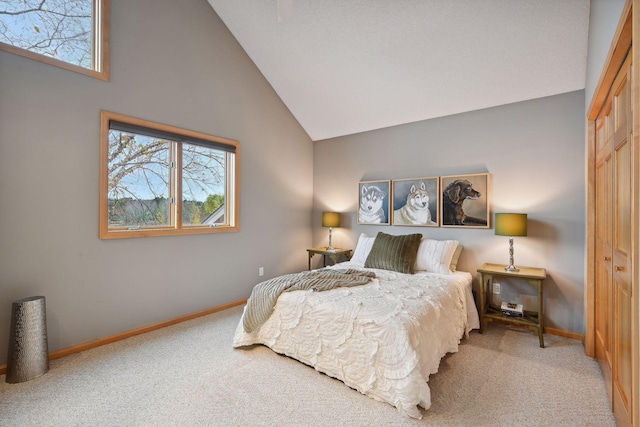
[595,98,614,401]
[611,58,632,427]
[594,53,633,427]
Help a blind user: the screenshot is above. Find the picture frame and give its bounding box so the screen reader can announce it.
[440,173,491,228]
[358,180,391,225]
[391,177,439,226]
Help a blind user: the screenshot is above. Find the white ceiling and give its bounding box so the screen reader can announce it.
[207,0,590,141]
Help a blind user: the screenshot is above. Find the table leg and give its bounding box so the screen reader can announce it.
[536,279,544,348]
[479,274,487,334]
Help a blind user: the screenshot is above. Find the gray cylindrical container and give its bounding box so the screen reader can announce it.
[6,296,49,383]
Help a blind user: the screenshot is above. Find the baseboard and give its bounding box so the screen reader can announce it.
[544,326,584,342]
[0,299,247,376]
[481,319,585,343]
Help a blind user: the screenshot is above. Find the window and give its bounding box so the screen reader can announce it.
[0,0,109,80]
[100,111,239,239]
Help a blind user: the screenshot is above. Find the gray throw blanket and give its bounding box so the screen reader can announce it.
[243,268,376,333]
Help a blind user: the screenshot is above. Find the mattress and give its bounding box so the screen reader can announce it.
[233,261,480,418]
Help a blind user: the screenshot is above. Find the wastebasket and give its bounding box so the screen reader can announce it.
[6,296,49,383]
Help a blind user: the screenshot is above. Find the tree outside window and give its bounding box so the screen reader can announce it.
[0,0,108,79]
[100,111,239,239]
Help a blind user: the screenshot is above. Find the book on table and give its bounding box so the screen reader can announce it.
[501,301,524,317]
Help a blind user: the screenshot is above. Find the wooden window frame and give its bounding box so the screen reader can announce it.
[99,111,240,239]
[0,0,110,81]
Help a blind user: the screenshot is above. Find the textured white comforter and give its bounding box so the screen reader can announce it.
[233,262,480,419]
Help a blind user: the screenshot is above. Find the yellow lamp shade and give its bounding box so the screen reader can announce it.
[495,213,527,236]
[322,212,341,228]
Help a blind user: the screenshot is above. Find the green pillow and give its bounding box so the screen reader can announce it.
[364,232,423,274]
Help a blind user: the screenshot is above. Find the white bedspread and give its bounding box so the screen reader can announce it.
[233,263,480,419]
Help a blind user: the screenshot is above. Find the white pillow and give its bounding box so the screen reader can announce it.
[414,239,459,274]
[351,233,376,266]
[449,244,463,272]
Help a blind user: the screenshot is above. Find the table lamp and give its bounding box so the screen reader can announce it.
[495,213,527,272]
[322,212,340,252]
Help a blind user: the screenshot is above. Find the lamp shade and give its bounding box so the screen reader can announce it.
[495,213,527,236]
[322,212,340,228]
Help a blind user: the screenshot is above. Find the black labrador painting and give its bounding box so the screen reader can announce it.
[441,174,490,228]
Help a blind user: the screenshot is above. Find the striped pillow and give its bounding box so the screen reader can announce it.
[364,232,423,274]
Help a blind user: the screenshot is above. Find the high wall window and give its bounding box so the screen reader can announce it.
[100,111,239,239]
[0,0,109,80]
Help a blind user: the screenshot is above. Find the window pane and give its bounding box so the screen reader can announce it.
[100,111,239,239]
[182,144,226,226]
[0,0,93,69]
[107,130,171,228]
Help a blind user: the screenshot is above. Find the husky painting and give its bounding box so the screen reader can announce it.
[393,182,437,225]
[359,184,387,224]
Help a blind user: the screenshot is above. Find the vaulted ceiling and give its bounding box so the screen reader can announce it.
[207,0,590,141]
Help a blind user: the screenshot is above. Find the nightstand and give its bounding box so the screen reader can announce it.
[477,263,547,347]
[307,247,352,270]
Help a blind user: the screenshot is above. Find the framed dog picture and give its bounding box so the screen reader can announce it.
[392,177,439,226]
[440,173,491,228]
[358,180,391,225]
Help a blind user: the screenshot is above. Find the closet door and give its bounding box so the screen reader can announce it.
[594,108,613,401]
[594,53,633,427]
[588,5,637,426]
[611,56,632,427]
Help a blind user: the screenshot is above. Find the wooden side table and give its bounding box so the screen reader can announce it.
[307,247,352,270]
[477,263,547,347]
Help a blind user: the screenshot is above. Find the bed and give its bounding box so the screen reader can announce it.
[233,232,480,419]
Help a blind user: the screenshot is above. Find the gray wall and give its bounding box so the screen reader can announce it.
[0,0,313,365]
[585,0,627,115]
[313,91,586,334]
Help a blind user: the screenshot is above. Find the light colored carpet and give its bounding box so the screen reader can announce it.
[0,306,615,427]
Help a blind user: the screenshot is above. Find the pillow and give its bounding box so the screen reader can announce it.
[364,232,422,274]
[414,239,459,274]
[351,233,377,266]
[450,244,463,272]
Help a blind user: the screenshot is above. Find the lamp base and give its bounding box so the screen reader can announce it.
[326,227,336,252]
[504,237,519,272]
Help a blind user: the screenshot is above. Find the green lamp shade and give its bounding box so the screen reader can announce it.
[322,212,341,228]
[495,213,527,236]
